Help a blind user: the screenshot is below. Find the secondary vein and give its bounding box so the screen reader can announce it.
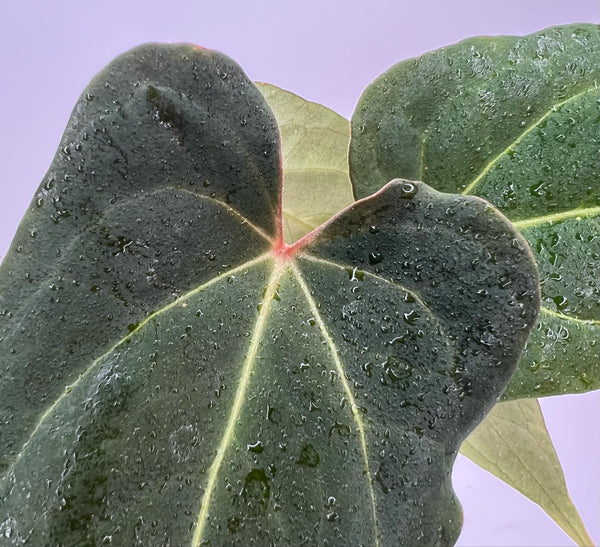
[167,186,275,243]
[300,253,432,316]
[2,253,271,480]
[461,86,597,196]
[540,306,600,325]
[291,263,380,547]
[191,261,283,547]
[512,206,599,229]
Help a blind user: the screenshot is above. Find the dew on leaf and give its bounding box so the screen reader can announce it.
[247,440,264,454]
[369,252,383,265]
[403,310,420,324]
[399,182,417,198]
[297,444,320,467]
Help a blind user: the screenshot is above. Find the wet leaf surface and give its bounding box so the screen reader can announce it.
[0,44,539,546]
[350,23,600,399]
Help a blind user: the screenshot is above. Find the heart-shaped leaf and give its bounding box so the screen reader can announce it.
[349,23,600,399]
[259,82,594,545]
[0,44,539,546]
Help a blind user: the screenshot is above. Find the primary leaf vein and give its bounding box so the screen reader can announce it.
[540,306,600,325]
[291,263,380,547]
[191,261,282,547]
[461,86,597,196]
[512,206,600,230]
[3,253,271,480]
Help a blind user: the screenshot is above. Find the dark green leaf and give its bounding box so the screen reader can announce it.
[349,23,600,398]
[251,84,591,540]
[0,45,539,546]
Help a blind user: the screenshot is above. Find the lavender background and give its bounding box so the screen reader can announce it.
[0,1,598,545]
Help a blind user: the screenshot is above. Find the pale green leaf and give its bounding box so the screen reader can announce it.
[256,83,354,243]
[461,399,594,547]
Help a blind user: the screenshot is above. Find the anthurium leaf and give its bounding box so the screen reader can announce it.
[460,399,594,547]
[349,23,600,399]
[256,82,354,244]
[243,88,594,544]
[0,45,539,547]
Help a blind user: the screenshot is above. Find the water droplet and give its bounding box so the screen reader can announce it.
[247,440,264,454]
[266,404,275,422]
[242,468,270,500]
[326,511,339,522]
[553,295,568,311]
[399,182,417,198]
[383,356,413,382]
[369,252,383,265]
[297,444,320,467]
[346,267,364,281]
[403,310,420,324]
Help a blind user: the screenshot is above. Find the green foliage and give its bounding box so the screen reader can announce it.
[350,23,600,399]
[259,80,594,547]
[0,23,596,547]
[462,399,593,546]
[255,83,354,243]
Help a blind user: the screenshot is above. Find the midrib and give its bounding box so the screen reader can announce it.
[191,259,381,546]
[461,86,596,196]
[292,263,380,547]
[191,262,284,546]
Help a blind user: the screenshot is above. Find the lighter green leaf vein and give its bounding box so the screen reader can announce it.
[167,186,275,243]
[540,306,600,325]
[512,206,600,230]
[283,210,315,230]
[301,253,431,316]
[462,86,598,196]
[481,410,592,546]
[291,263,380,547]
[191,261,283,547]
[3,253,271,479]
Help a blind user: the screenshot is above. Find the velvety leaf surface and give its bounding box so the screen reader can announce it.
[251,90,590,542]
[0,45,539,546]
[0,43,280,477]
[349,23,600,399]
[256,83,354,244]
[461,399,593,547]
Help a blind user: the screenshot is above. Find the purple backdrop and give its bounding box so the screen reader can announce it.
[0,1,598,545]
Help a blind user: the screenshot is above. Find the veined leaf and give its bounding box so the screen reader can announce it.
[253,83,595,546]
[460,399,594,547]
[0,44,539,546]
[349,23,600,399]
[256,82,354,244]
